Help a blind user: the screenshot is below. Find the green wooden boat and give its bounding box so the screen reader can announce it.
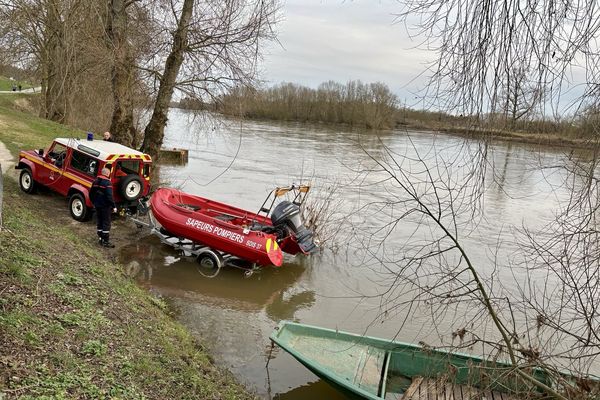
[270,321,562,400]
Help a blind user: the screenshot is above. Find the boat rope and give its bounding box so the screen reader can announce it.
[265,340,275,400]
[265,340,275,368]
[175,118,244,189]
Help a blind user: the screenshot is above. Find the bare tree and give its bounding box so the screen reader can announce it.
[1,0,78,122]
[1,0,277,150]
[351,134,600,398]
[395,0,600,120]
[516,154,600,375]
[346,2,600,397]
[106,0,138,145]
[139,0,280,160]
[0,0,117,128]
[501,67,542,127]
[300,179,352,253]
[140,0,194,157]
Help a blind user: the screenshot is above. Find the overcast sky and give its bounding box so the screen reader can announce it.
[260,0,433,103]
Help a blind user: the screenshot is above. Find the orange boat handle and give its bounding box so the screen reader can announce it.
[213,219,241,230]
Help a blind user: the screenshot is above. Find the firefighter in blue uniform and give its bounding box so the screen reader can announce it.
[90,167,117,248]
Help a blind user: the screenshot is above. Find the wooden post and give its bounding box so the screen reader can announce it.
[159,148,189,164]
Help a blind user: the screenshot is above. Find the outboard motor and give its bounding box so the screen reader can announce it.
[271,201,317,254]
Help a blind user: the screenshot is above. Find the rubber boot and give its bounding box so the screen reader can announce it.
[101,233,115,248]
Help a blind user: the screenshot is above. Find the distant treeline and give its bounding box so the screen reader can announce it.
[218,80,398,129]
[175,79,600,140]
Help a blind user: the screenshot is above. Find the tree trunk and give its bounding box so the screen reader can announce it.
[39,76,47,118]
[511,83,519,128]
[141,0,194,160]
[44,0,67,123]
[107,0,136,146]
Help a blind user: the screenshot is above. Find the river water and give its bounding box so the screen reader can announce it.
[120,109,591,398]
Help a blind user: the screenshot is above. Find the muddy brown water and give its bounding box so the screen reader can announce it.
[119,110,595,398]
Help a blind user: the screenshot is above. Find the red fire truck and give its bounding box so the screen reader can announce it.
[15,138,152,221]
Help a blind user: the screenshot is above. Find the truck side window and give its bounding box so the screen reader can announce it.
[119,160,140,175]
[70,150,99,176]
[48,143,68,167]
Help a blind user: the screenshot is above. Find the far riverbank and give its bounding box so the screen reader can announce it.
[196,106,595,149]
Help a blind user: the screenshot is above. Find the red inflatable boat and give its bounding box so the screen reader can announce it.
[149,187,317,267]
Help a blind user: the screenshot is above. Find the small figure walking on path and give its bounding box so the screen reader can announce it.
[18,84,22,91]
[90,167,117,248]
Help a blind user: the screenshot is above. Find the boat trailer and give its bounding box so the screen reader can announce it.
[128,203,260,278]
[126,184,315,278]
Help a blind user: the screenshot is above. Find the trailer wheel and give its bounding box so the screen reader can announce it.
[196,250,223,278]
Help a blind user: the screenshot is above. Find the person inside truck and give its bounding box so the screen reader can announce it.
[47,143,67,167]
[51,151,66,167]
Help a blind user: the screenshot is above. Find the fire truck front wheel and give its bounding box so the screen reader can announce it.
[19,168,37,194]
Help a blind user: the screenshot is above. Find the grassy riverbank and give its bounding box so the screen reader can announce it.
[0,76,32,92]
[0,94,256,399]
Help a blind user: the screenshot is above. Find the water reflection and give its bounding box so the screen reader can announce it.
[273,380,348,399]
[265,290,315,322]
[121,236,314,317]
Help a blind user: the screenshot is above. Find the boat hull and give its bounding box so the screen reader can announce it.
[269,321,581,400]
[150,188,283,266]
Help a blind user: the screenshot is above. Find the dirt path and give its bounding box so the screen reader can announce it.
[0,140,13,172]
[0,140,13,229]
[0,86,41,94]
